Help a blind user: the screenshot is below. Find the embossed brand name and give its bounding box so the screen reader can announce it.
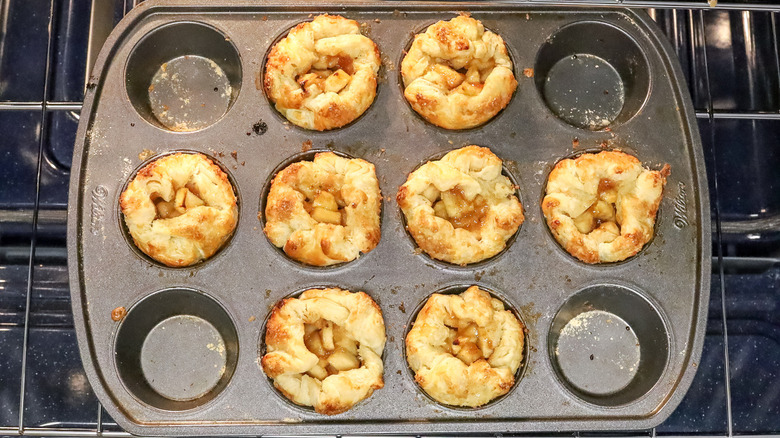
[90,185,108,235]
[673,182,689,229]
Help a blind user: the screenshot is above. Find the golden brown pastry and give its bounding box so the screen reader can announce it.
[119,153,238,267]
[542,150,669,263]
[401,15,517,130]
[261,288,386,415]
[397,146,523,265]
[406,286,524,407]
[263,152,381,266]
[264,14,381,131]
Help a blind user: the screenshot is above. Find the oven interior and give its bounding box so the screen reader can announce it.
[0,0,778,436]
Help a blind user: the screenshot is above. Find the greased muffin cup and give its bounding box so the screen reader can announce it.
[69,2,709,435]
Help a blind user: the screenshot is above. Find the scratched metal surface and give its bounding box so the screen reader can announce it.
[67,0,710,435]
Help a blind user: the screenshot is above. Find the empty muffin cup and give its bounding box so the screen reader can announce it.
[114,288,239,411]
[125,22,242,132]
[534,21,650,130]
[548,284,669,406]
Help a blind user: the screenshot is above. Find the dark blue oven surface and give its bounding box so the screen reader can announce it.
[0,1,778,436]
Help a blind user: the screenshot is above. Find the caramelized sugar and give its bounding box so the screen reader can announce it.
[598,178,615,196]
[436,187,489,232]
[425,62,486,92]
[573,178,619,233]
[304,327,331,358]
[296,55,356,92]
[327,55,355,75]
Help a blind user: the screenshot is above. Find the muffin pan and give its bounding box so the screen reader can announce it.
[68,1,710,435]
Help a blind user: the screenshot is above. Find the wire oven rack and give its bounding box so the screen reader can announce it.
[0,0,779,436]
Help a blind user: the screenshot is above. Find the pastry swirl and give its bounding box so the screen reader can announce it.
[119,153,238,267]
[406,286,524,407]
[263,152,381,266]
[542,150,668,263]
[401,15,517,129]
[264,14,381,131]
[262,288,386,415]
[397,146,523,265]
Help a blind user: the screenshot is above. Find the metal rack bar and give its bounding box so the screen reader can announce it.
[0,426,132,437]
[695,111,780,119]
[16,0,57,433]
[773,12,780,89]
[96,404,103,436]
[18,0,54,434]
[0,102,83,111]
[505,0,780,12]
[697,8,735,437]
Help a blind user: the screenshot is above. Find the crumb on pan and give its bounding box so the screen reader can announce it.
[111,306,127,321]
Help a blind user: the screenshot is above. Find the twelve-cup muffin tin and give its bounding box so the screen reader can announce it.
[68,0,710,435]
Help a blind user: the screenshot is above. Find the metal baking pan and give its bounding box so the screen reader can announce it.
[68,0,710,435]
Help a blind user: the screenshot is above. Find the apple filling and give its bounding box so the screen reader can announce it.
[573,178,619,234]
[152,185,205,219]
[296,55,355,97]
[443,322,495,365]
[426,63,494,96]
[303,191,346,226]
[303,319,361,379]
[423,185,488,232]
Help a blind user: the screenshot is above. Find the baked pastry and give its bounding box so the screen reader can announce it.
[263,152,381,266]
[264,14,381,131]
[406,286,524,407]
[262,288,386,415]
[401,15,517,130]
[397,146,523,265]
[119,153,238,267]
[542,150,669,263]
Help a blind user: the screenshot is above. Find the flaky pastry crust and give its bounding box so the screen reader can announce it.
[264,14,381,131]
[397,146,523,265]
[406,286,524,407]
[261,288,386,415]
[119,153,238,267]
[542,150,669,263]
[262,152,381,266]
[401,15,517,130]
